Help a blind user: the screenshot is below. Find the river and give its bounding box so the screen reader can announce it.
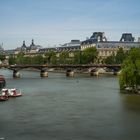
[0,69,140,140]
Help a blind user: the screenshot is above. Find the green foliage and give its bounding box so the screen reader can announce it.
[56,49,98,65]
[105,52,115,64]
[81,47,98,64]
[44,51,57,64]
[9,55,16,65]
[50,54,57,64]
[8,47,98,65]
[15,52,25,64]
[9,46,130,66]
[9,53,45,65]
[59,51,69,64]
[0,53,5,61]
[73,50,82,64]
[119,48,140,90]
[115,48,128,64]
[105,48,127,64]
[33,55,44,64]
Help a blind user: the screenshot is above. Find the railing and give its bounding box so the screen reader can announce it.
[0,64,121,70]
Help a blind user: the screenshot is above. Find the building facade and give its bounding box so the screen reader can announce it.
[81,32,140,60]
[38,40,81,58]
[3,32,140,64]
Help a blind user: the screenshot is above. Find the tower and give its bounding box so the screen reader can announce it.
[120,33,134,42]
[31,39,35,46]
[21,41,27,51]
[90,32,107,42]
[23,41,26,47]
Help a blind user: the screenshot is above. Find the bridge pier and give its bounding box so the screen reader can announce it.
[40,69,48,77]
[113,71,117,75]
[90,69,99,76]
[66,69,74,77]
[113,68,119,75]
[13,70,20,78]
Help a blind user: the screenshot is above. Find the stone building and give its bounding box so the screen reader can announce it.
[15,39,42,57]
[81,32,140,60]
[38,40,81,58]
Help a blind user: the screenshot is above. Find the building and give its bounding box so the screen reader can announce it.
[81,32,140,60]
[15,39,42,57]
[38,40,81,58]
[3,32,140,64]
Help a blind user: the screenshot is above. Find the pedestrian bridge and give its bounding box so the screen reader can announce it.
[0,64,121,78]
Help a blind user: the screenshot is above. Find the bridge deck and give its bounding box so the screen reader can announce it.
[0,64,121,70]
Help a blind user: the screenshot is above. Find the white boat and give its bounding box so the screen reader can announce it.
[2,88,22,97]
[0,89,9,101]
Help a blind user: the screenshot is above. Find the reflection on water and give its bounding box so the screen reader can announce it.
[0,69,140,140]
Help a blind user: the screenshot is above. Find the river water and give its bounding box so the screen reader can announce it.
[0,69,140,140]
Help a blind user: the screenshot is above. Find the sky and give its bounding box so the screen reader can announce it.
[0,0,140,49]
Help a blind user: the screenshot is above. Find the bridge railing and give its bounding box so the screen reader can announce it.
[0,64,121,69]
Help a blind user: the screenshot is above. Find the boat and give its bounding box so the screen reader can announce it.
[0,75,6,88]
[8,88,22,97]
[0,89,9,101]
[1,88,22,97]
[0,95,9,101]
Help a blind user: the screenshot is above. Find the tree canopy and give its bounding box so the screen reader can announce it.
[81,47,98,64]
[119,48,140,91]
[115,48,128,64]
[105,48,127,64]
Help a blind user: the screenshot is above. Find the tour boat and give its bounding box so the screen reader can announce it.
[1,88,22,97]
[0,95,9,101]
[0,89,9,101]
[8,88,22,97]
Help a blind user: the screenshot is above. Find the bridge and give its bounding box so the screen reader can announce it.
[0,64,121,78]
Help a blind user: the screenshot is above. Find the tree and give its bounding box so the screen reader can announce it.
[73,50,82,64]
[81,47,98,64]
[0,53,5,61]
[44,51,57,64]
[105,48,128,64]
[9,54,16,65]
[105,52,115,64]
[115,48,127,64]
[15,52,24,64]
[33,55,44,64]
[119,48,140,91]
[59,51,69,64]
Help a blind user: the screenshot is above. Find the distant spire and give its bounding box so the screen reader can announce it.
[31,39,35,46]
[21,40,27,51]
[23,41,25,45]
[22,41,26,48]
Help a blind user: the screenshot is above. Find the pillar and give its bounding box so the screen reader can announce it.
[90,69,99,76]
[113,69,118,75]
[13,70,20,78]
[113,71,117,75]
[40,69,48,77]
[66,69,74,77]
